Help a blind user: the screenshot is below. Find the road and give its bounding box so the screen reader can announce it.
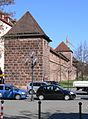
[2,94,88,119]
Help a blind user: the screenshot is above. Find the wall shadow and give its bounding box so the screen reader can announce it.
[48,113,88,119]
[4,110,37,119]
[4,112,88,119]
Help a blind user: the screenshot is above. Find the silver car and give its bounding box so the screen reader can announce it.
[27,81,47,94]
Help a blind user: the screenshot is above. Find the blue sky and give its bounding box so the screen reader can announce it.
[5,0,88,52]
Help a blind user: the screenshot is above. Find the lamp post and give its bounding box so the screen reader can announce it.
[31,55,34,101]
[68,70,70,90]
[68,68,72,90]
[30,52,37,101]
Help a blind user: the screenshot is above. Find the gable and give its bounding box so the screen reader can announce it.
[4,11,52,42]
[55,41,73,53]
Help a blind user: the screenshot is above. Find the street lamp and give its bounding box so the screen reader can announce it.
[30,52,38,101]
[68,68,72,90]
[68,70,70,90]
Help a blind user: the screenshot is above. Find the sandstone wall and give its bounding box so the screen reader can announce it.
[4,38,48,86]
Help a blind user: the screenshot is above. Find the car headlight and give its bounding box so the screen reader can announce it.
[21,92,25,94]
[0,93,2,97]
[70,91,74,94]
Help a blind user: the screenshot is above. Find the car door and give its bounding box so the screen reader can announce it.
[44,85,55,99]
[53,86,64,99]
[0,85,4,98]
[3,86,13,99]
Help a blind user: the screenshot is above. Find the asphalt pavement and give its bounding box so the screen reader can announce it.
[2,93,88,119]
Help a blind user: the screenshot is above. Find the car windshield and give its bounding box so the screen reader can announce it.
[13,86,19,90]
[56,85,65,90]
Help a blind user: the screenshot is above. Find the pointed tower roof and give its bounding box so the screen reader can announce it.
[55,41,73,53]
[4,11,52,42]
[50,47,69,62]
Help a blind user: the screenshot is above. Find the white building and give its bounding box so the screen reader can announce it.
[0,11,15,72]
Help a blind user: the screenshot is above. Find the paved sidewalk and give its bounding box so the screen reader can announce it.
[2,99,88,119]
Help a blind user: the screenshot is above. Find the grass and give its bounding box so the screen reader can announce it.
[59,80,75,88]
[59,77,88,88]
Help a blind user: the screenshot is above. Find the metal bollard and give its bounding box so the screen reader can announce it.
[79,102,82,119]
[0,100,4,119]
[38,100,41,119]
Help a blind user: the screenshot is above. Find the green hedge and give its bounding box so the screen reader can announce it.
[59,80,75,88]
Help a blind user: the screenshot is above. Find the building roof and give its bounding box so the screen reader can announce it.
[0,11,15,26]
[50,47,69,62]
[55,41,73,53]
[4,11,52,42]
[0,18,13,27]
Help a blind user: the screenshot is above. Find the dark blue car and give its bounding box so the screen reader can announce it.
[36,84,76,100]
[0,84,27,100]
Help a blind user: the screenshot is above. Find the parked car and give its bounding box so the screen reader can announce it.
[36,84,76,100]
[0,84,27,100]
[73,81,88,93]
[27,81,48,94]
[45,81,60,85]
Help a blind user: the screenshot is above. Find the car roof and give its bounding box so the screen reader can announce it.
[39,84,64,89]
[0,84,13,87]
[40,84,56,87]
[28,81,47,84]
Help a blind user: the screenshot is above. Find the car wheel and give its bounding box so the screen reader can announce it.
[15,94,21,100]
[64,95,70,100]
[29,90,35,94]
[38,95,44,100]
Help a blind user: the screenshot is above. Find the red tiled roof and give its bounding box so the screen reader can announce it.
[55,41,73,53]
[0,11,15,26]
[4,11,52,42]
[0,18,13,27]
[50,47,69,62]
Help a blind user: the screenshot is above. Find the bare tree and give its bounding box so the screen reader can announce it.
[0,0,14,6]
[0,0,15,13]
[74,41,88,80]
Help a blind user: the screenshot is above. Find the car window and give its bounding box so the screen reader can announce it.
[5,86,11,91]
[30,83,31,86]
[30,82,44,86]
[0,86,3,90]
[43,86,47,90]
[54,87,60,91]
[41,83,46,86]
[46,86,54,91]
[30,83,35,86]
[36,83,41,86]
[46,86,50,90]
[13,86,19,91]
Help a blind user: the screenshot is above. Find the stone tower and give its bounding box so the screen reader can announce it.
[4,11,51,86]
